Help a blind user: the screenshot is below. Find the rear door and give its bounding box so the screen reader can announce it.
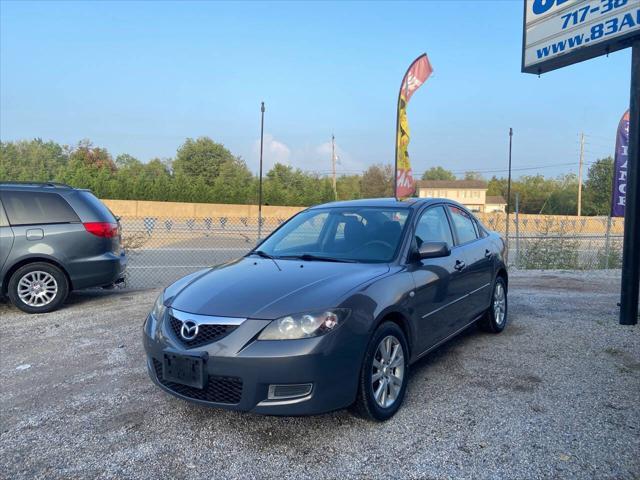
[0,190,84,269]
[0,198,14,273]
[446,205,493,320]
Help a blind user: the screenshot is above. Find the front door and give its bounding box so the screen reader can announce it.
[410,205,469,353]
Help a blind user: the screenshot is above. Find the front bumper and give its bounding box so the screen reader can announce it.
[142,311,365,415]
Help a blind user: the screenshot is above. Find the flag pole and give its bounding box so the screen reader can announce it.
[394,94,401,200]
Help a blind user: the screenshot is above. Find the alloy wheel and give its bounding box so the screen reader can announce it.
[371,335,405,408]
[17,271,58,307]
[493,282,506,326]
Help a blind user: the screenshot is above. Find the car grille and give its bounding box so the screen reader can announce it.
[152,359,243,404]
[168,315,237,349]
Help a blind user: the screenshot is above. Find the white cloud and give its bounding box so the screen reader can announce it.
[251,134,291,172]
[306,140,364,176]
[249,135,364,177]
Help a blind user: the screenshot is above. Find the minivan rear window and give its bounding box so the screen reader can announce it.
[0,191,80,225]
[76,191,117,222]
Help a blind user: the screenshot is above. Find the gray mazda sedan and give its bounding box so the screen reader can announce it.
[143,198,508,420]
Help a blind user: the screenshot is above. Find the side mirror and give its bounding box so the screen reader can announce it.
[418,241,451,260]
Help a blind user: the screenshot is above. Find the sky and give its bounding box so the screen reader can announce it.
[0,0,632,180]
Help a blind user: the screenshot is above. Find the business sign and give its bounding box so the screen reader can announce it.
[522,0,640,74]
[611,110,630,217]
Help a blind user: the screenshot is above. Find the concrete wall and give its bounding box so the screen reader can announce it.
[102,199,624,234]
[102,199,305,220]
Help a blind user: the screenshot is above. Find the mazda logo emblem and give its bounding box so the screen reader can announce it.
[180,320,199,341]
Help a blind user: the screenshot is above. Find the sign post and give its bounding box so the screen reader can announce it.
[522,0,639,324]
[619,40,639,325]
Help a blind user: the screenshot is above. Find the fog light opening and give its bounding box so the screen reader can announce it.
[267,383,313,400]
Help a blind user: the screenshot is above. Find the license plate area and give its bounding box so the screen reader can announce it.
[162,352,205,389]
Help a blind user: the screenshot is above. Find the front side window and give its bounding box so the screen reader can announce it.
[0,191,80,225]
[257,207,410,263]
[414,206,453,248]
[447,205,478,245]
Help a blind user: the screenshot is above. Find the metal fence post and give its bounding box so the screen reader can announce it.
[515,193,520,269]
[604,215,612,269]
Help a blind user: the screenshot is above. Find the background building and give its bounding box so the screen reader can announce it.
[416,180,506,213]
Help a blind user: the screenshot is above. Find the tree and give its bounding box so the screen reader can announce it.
[115,153,142,170]
[421,166,456,181]
[583,157,614,216]
[361,164,393,198]
[172,137,236,185]
[337,174,362,200]
[545,174,578,215]
[67,139,116,171]
[463,171,484,181]
[0,139,67,181]
[211,157,255,204]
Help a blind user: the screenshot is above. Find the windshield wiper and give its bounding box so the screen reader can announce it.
[281,253,358,263]
[247,250,282,271]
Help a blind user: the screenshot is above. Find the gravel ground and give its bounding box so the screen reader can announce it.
[0,270,638,479]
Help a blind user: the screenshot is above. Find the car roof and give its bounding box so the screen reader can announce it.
[309,197,456,210]
[0,181,75,191]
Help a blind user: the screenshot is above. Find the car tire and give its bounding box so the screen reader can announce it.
[8,262,69,314]
[352,321,409,421]
[478,276,508,333]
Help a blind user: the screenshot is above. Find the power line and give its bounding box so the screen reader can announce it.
[303,160,596,177]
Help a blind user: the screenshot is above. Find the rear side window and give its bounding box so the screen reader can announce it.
[0,200,8,227]
[0,191,80,225]
[447,205,478,245]
[75,191,117,222]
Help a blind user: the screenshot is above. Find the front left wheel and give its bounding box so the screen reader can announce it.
[352,321,409,421]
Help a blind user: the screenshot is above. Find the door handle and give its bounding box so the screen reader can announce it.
[484,249,493,258]
[454,260,466,271]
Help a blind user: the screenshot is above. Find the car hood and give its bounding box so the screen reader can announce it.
[167,257,390,319]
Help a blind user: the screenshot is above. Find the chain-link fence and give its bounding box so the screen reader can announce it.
[119,214,624,289]
[478,213,624,271]
[120,216,285,289]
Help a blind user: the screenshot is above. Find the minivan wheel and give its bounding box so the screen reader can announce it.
[8,262,69,314]
[352,321,409,421]
[478,276,508,333]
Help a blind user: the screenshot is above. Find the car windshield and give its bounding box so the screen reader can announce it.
[254,207,411,263]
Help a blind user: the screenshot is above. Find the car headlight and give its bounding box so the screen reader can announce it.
[151,292,166,320]
[258,309,349,340]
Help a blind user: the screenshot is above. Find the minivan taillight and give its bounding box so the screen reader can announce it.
[83,222,119,238]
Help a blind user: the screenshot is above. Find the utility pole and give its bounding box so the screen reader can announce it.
[331,134,338,200]
[578,132,585,217]
[258,101,265,241]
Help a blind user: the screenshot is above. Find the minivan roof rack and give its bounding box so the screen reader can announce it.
[0,181,73,189]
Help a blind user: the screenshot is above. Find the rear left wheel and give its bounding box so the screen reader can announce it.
[352,321,409,421]
[8,262,69,314]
